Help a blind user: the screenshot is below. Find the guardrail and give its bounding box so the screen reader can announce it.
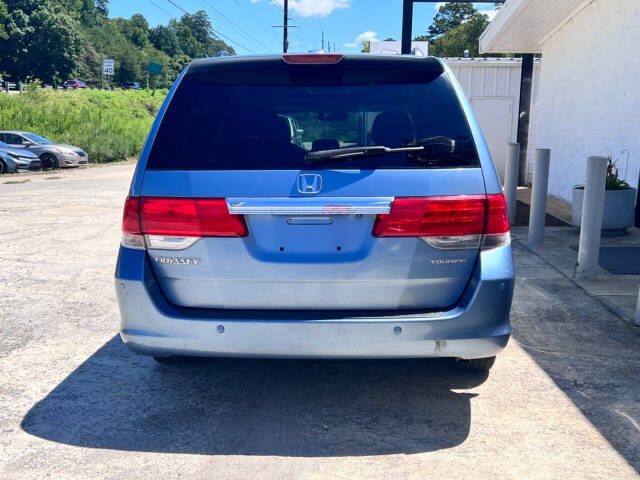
[1,81,78,92]
[3,81,25,93]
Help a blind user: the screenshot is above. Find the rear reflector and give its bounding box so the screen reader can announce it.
[121,196,247,250]
[282,54,344,64]
[373,194,510,250]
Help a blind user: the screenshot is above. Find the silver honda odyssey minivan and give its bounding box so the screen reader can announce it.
[115,54,514,372]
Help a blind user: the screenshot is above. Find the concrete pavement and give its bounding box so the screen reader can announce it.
[1,164,638,479]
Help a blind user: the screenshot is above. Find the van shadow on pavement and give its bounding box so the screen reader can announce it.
[22,336,486,456]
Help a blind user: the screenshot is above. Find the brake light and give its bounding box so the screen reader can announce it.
[120,197,247,250]
[373,194,509,250]
[282,54,344,64]
[140,198,247,237]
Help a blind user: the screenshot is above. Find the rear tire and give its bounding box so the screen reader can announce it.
[0,160,6,174]
[455,356,496,372]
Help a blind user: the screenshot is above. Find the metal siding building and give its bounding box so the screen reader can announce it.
[445,58,541,183]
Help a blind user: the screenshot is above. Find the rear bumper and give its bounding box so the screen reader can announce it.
[115,245,514,359]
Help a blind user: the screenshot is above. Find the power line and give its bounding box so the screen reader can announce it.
[294,26,308,51]
[165,0,188,14]
[230,0,282,45]
[199,0,271,52]
[145,0,173,18]
[165,0,257,54]
[230,0,283,47]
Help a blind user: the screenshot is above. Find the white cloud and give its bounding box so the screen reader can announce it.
[344,30,378,48]
[433,2,447,10]
[270,0,351,18]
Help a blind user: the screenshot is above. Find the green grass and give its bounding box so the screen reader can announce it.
[0,88,166,163]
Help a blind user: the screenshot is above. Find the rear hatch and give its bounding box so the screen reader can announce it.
[135,55,497,310]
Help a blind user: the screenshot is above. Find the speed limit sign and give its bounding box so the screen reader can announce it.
[102,59,114,75]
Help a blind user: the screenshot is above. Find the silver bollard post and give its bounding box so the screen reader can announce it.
[528,148,551,245]
[635,284,640,326]
[504,143,520,225]
[576,155,608,280]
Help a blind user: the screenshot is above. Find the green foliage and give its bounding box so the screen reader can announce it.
[605,156,630,190]
[0,1,82,83]
[0,1,235,87]
[429,12,490,57]
[0,88,165,162]
[414,2,499,58]
[0,1,8,39]
[427,2,478,41]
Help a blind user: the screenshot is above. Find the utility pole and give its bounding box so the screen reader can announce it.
[322,31,324,51]
[283,0,288,52]
[100,43,103,90]
[272,1,297,53]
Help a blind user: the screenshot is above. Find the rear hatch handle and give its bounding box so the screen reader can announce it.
[226,197,393,215]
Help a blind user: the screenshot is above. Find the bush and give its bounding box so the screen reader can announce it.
[0,88,166,163]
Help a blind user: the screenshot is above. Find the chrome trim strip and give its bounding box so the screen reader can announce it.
[227,197,393,215]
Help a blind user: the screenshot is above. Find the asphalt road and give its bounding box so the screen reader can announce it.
[1,164,638,479]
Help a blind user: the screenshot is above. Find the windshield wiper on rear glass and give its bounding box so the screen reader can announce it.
[403,136,476,166]
[305,145,424,165]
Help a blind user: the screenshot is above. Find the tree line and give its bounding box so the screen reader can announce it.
[0,0,235,88]
[361,3,502,58]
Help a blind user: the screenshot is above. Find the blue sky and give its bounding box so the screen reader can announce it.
[108,1,497,55]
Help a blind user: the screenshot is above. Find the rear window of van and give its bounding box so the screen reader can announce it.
[147,72,479,170]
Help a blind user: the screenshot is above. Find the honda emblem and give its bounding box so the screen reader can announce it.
[297,174,322,194]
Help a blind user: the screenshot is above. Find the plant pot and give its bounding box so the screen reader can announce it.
[572,186,637,235]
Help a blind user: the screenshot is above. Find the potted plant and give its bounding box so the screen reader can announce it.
[572,156,636,235]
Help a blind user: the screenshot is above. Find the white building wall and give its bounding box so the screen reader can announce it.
[536,0,640,201]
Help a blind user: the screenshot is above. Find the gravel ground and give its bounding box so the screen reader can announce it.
[0,164,638,479]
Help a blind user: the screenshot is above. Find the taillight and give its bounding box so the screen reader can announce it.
[140,198,247,237]
[282,54,344,64]
[482,193,510,250]
[373,194,510,250]
[121,196,144,250]
[120,197,247,251]
[485,193,510,234]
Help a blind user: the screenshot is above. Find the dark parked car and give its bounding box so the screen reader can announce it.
[63,80,87,89]
[116,54,514,372]
[122,82,142,90]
